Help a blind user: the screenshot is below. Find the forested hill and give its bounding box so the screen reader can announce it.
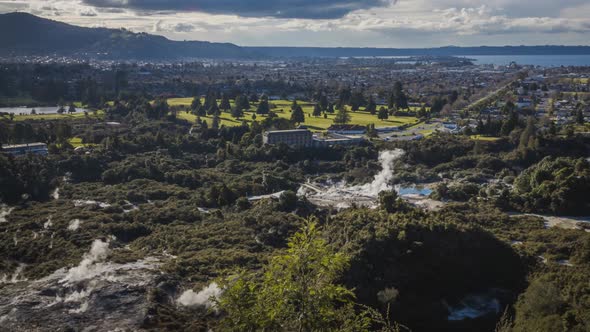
[0,12,252,60]
[245,45,590,58]
[2,12,589,60]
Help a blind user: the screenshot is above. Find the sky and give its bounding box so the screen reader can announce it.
[1,0,590,47]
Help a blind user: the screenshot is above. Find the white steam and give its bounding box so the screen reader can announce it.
[44,216,53,229]
[61,239,110,283]
[0,204,15,223]
[346,149,405,197]
[73,200,111,208]
[52,187,60,200]
[299,149,405,209]
[68,219,82,231]
[177,283,222,309]
[0,264,27,284]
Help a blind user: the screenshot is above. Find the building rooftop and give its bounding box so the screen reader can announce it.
[265,129,311,134]
[2,142,47,149]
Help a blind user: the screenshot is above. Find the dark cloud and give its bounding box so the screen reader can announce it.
[82,0,394,19]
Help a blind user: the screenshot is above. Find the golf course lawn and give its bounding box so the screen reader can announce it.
[169,98,422,131]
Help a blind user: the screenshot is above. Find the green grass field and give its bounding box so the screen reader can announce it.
[68,137,98,148]
[169,98,421,131]
[469,135,502,141]
[560,78,590,84]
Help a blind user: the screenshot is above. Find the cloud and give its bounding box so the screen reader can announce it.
[79,8,98,17]
[82,0,396,19]
[153,20,207,33]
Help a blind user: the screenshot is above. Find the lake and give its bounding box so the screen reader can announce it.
[0,107,89,115]
[464,55,590,67]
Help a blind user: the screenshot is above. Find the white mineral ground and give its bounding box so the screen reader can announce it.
[299,149,444,210]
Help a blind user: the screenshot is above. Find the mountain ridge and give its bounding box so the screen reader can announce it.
[2,12,590,60]
[0,12,252,60]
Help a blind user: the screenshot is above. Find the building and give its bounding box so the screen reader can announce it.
[313,133,364,148]
[263,129,313,147]
[1,143,48,156]
[327,125,366,135]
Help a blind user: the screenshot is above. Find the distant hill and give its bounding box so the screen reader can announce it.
[2,13,590,60]
[0,12,252,60]
[246,45,590,58]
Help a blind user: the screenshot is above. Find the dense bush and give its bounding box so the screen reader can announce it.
[512,157,590,215]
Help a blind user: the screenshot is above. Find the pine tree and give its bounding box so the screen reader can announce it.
[291,99,299,112]
[212,114,221,130]
[220,94,231,112]
[367,96,377,115]
[333,106,351,125]
[312,104,322,117]
[327,103,335,114]
[208,100,220,116]
[378,106,389,120]
[256,98,270,115]
[291,105,305,124]
[191,96,202,112]
[231,106,244,119]
[319,93,329,111]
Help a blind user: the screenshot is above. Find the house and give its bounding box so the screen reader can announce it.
[1,143,48,156]
[263,129,313,147]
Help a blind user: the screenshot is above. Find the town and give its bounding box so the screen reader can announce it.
[1,52,590,332]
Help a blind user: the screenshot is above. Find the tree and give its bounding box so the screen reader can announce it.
[519,116,537,151]
[68,103,77,114]
[367,96,377,115]
[350,91,366,111]
[319,93,329,111]
[430,96,447,114]
[338,87,352,107]
[327,103,335,114]
[334,106,351,125]
[220,94,231,112]
[203,91,217,110]
[378,106,389,120]
[392,82,408,110]
[449,90,459,105]
[191,96,202,112]
[291,99,299,112]
[231,106,244,119]
[249,93,259,103]
[235,94,251,111]
[216,221,374,332]
[417,106,427,118]
[256,97,270,115]
[278,190,298,211]
[367,124,378,138]
[212,114,221,130]
[379,190,399,213]
[501,111,519,136]
[312,104,322,117]
[291,105,305,125]
[207,99,220,116]
[150,99,169,119]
